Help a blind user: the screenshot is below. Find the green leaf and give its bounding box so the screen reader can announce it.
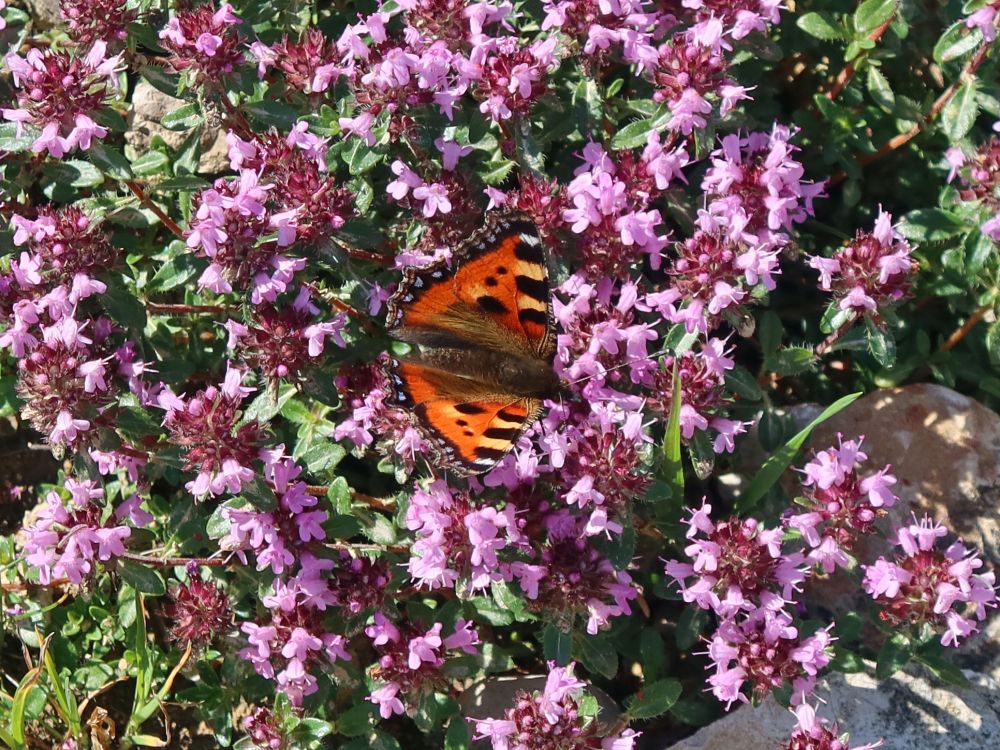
[934,22,982,64]
[797,11,846,41]
[725,365,763,401]
[119,562,166,596]
[771,346,816,376]
[865,319,897,368]
[479,159,516,185]
[986,320,1000,367]
[736,392,863,511]
[914,650,970,688]
[674,606,710,651]
[336,702,374,737]
[245,100,299,131]
[964,230,994,276]
[101,275,148,333]
[444,717,470,750]
[639,629,668,682]
[758,310,783,357]
[897,209,968,242]
[140,65,181,97]
[327,477,352,515]
[131,151,171,176]
[661,360,684,499]
[941,79,979,142]
[542,624,572,665]
[88,142,133,180]
[160,102,203,131]
[117,406,162,441]
[854,0,896,36]
[574,633,618,680]
[43,160,105,188]
[147,251,199,292]
[626,679,682,720]
[866,66,895,110]
[875,632,912,680]
[0,121,38,153]
[612,117,653,150]
[364,513,397,545]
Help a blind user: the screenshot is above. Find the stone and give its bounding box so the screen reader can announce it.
[24,0,61,30]
[125,80,230,175]
[797,385,1000,658]
[664,664,1000,750]
[806,384,1000,565]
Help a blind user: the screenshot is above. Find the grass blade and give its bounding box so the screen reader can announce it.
[736,392,862,512]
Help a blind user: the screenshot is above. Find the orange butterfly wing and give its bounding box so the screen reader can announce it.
[383,359,540,474]
[386,213,553,357]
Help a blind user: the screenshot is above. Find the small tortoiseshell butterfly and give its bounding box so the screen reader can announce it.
[383,210,559,475]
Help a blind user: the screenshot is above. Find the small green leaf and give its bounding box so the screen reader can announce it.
[866,66,895,110]
[914,649,970,688]
[737,392,863,511]
[797,11,846,41]
[875,632,912,680]
[639,629,668,682]
[542,624,572,665]
[479,159,516,185]
[854,0,896,36]
[865,319,897,368]
[626,679,682,720]
[897,208,968,242]
[444,717,470,750]
[365,513,397,545]
[101,275,148,332]
[934,22,982,64]
[725,365,763,401]
[160,102,203,131]
[244,100,299,131]
[118,561,166,596]
[574,633,618,680]
[771,346,816,376]
[941,79,979,142]
[43,160,105,188]
[612,117,653,150]
[674,606,711,650]
[336,702,374,737]
[0,121,38,152]
[88,142,134,180]
[147,252,199,292]
[985,319,1000,367]
[131,151,171,176]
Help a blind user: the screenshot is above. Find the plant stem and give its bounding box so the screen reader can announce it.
[814,321,853,357]
[831,39,994,185]
[825,15,896,103]
[940,301,993,352]
[145,302,230,315]
[125,180,185,238]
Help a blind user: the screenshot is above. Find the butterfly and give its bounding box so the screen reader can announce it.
[382,210,559,476]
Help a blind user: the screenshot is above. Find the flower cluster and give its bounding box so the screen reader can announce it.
[809,209,914,321]
[187,128,353,303]
[61,0,139,46]
[158,2,245,82]
[365,613,479,718]
[789,435,898,573]
[785,704,884,750]
[665,437,898,708]
[157,364,265,499]
[165,567,233,647]
[472,662,639,750]
[21,478,145,585]
[0,208,130,446]
[862,515,997,646]
[950,136,1000,241]
[223,287,347,385]
[2,42,120,157]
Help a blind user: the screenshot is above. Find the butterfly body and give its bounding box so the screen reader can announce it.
[383,212,557,475]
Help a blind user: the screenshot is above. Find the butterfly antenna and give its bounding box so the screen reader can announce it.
[561,345,674,388]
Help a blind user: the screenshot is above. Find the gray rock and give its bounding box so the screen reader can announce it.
[666,664,1000,750]
[125,80,230,175]
[24,0,61,29]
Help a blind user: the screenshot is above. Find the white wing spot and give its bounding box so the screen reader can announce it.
[520,233,540,247]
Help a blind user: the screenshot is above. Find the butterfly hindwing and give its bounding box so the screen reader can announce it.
[383,358,539,474]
